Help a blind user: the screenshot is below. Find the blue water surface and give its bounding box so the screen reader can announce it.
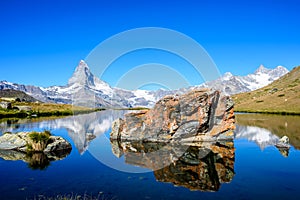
[0,112,299,200]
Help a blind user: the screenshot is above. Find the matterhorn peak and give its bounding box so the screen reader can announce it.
[68,60,94,86]
[75,60,89,71]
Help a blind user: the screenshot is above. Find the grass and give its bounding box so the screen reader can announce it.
[232,66,300,115]
[28,131,51,143]
[0,101,103,118]
[27,130,52,152]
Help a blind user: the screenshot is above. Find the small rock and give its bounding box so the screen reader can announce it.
[275,135,290,149]
[0,133,26,151]
[0,101,12,109]
[279,136,289,144]
[43,136,72,153]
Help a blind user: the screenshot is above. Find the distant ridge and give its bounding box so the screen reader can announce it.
[198,64,289,95]
[0,60,290,108]
[232,66,300,114]
[0,89,39,102]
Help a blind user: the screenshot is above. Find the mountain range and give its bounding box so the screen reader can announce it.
[0,60,289,108]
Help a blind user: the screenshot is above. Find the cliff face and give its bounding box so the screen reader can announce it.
[111,89,235,142]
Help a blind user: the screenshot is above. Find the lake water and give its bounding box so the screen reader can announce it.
[0,111,300,200]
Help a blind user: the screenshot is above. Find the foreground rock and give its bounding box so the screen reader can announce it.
[0,131,72,169]
[111,140,235,191]
[111,89,235,142]
[0,131,72,153]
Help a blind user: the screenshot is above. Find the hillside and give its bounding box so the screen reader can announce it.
[0,89,39,102]
[232,66,300,114]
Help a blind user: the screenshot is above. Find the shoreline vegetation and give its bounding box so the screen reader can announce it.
[0,101,104,119]
[234,110,300,115]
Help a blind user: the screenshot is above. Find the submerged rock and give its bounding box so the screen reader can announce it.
[110,89,235,142]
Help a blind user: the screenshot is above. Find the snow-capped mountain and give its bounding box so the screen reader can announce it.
[198,64,289,95]
[0,61,289,107]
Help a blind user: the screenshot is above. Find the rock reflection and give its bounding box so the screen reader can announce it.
[111,141,235,191]
[0,148,71,170]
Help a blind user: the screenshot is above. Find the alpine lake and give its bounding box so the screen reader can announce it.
[0,110,300,200]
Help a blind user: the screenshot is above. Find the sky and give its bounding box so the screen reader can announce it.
[0,0,300,89]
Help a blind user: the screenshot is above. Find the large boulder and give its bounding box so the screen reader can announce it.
[110,89,235,142]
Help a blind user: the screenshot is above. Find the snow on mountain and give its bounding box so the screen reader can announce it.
[0,61,289,108]
[197,64,289,95]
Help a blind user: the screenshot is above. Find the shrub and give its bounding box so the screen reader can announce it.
[28,131,51,143]
[256,100,264,103]
[28,131,51,152]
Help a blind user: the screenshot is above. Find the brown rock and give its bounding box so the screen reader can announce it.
[110,89,235,142]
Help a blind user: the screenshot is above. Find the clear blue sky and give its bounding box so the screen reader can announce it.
[1,0,299,88]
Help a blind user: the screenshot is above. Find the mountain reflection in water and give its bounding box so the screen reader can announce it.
[0,110,128,154]
[0,111,299,193]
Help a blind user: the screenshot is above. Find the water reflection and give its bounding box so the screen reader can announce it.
[235,114,300,157]
[235,125,279,150]
[235,113,300,149]
[111,141,235,191]
[0,149,71,170]
[0,110,128,154]
[0,111,298,182]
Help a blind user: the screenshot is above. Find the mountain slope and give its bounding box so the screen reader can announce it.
[0,61,289,108]
[0,89,39,102]
[198,65,289,95]
[232,66,300,114]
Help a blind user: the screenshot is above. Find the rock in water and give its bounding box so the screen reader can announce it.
[0,132,72,169]
[279,136,289,144]
[275,135,290,149]
[110,89,235,142]
[0,132,72,153]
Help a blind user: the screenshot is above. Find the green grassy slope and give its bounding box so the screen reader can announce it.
[0,102,101,118]
[232,66,300,114]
